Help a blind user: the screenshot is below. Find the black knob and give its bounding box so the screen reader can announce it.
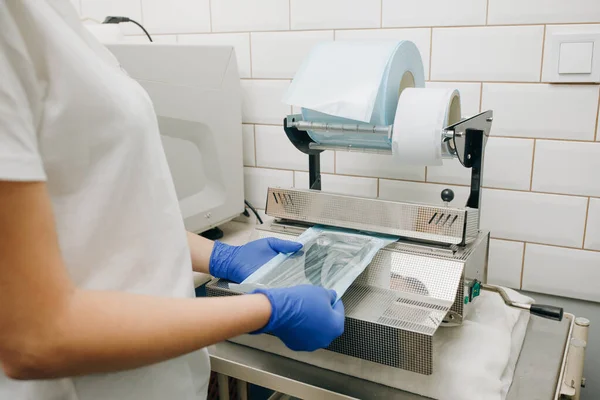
[441,189,455,203]
[530,304,564,321]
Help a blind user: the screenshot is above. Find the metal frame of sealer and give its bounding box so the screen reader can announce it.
[281,109,563,320]
[283,110,493,216]
[205,109,565,379]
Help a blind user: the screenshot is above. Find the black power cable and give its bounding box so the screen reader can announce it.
[244,200,263,224]
[102,16,153,42]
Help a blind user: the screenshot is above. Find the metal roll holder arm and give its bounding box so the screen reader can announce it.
[283,116,323,190]
[284,111,494,213]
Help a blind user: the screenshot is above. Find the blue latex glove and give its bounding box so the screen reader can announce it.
[252,285,345,352]
[209,238,302,284]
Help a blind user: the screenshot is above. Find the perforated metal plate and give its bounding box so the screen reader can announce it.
[206,228,466,375]
[206,279,437,375]
[265,188,474,245]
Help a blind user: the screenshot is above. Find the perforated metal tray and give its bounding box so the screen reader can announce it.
[206,237,467,375]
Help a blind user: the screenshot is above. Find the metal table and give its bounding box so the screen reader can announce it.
[209,316,571,400]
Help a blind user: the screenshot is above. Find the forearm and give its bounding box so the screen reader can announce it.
[186,231,214,274]
[4,290,270,380]
[0,182,270,380]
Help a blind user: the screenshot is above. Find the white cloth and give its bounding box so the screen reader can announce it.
[0,1,209,399]
[233,287,532,400]
[392,288,532,400]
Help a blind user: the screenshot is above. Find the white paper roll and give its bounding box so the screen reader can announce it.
[391,88,461,166]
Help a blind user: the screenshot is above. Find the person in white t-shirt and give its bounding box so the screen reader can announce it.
[0,1,345,399]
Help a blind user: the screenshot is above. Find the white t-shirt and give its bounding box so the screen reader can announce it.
[0,1,209,399]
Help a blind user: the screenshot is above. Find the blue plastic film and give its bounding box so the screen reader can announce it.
[283,40,425,150]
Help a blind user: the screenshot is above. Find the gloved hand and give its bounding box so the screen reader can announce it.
[209,238,302,283]
[252,285,345,352]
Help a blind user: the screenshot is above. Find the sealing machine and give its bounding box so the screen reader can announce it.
[206,105,565,384]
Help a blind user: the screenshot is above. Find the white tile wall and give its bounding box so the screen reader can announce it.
[379,180,470,207]
[483,137,534,190]
[425,159,471,186]
[244,167,294,208]
[291,0,380,30]
[335,29,431,79]
[542,25,600,83]
[532,141,600,197]
[210,0,289,32]
[382,0,486,28]
[240,80,290,124]
[585,199,600,251]
[523,244,600,302]
[242,125,255,166]
[336,152,425,181]
[110,0,600,302]
[487,239,524,289]
[481,189,587,247]
[295,172,378,198]
[255,125,334,172]
[178,33,251,78]
[81,0,142,34]
[488,0,600,25]
[141,0,210,34]
[251,31,333,78]
[124,35,177,43]
[431,26,544,82]
[427,137,534,190]
[482,84,599,140]
[425,82,481,117]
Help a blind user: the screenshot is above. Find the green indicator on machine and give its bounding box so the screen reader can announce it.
[472,281,481,299]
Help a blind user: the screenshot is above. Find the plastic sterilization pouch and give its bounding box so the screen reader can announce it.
[230,226,398,303]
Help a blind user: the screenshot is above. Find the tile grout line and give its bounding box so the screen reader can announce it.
[485,0,490,25]
[428,28,433,80]
[138,0,144,24]
[493,136,597,143]
[380,0,383,28]
[288,0,291,30]
[248,32,253,78]
[539,25,547,81]
[478,82,483,112]
[520,242,526,289]
[484,185,596,199]
[529,139,537,190]
[153,21,600,37]
[252,124,257,167]
[247,164,600,198]
[488,237,600,254]
[377,178,380,198]
[582,197,591,249]
[238,76,598,85]
[208,0,213,32]
[245,170,599,200]
[334,151,337,174]
[595,89,600,141]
